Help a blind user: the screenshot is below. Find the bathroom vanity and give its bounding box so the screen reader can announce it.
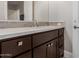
[0,26,64,58]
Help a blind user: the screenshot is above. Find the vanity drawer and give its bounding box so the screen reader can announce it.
[33,30,58,47]
[59,28,64,36]
[0,36,31,57]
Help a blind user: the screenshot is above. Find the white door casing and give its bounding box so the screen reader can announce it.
[73,1,79,58]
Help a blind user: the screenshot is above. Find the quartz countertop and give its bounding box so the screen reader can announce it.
[0,26,64,40]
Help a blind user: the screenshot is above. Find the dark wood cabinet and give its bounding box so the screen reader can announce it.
[32,30,58,48]
[58,35,64,46]
[33,30,58,58]
[57,28,64,57]
[16,51,32,58]
[0,35,31,58]
[33,39,57,58]
[0,28,64,58]
[46,39,57,58]
[33,44,46,58]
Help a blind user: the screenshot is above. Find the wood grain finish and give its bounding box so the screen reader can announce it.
[59,35,64,47]
[59,28,64,36]
[0,28,64,58]
[59,46,64,57]
[57,28,64,57]
[0,36,31,57]
[33,39,57,58]
[16,51,32,58]
[33,44,46,58]
[46,39,57,58]
[33,30,58,48]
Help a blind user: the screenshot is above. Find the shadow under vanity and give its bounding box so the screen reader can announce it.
[0,27,64,58]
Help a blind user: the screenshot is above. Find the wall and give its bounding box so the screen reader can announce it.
[49,2,59,22]
[49,1,73,53]
[0,1,7,20]
[24,1,33,22]
[34,1,49,22]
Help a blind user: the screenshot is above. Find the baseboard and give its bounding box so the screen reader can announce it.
[64,50,72,58]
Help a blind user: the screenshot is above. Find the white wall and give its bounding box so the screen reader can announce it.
[0,1,7,20]
[34,1,49,22]
[49,1,73,53]
[49,2,60,22]
[24,1,33,22]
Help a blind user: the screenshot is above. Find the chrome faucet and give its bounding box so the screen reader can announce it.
[33,19,38,27]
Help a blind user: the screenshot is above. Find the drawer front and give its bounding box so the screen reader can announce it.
[59,35,64,46]
[16,51,32,58]
[33,30,58,47]
[1,36,31,57]
[59,28,64,36]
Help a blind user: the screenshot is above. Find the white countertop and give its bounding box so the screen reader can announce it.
[0,26,64,40]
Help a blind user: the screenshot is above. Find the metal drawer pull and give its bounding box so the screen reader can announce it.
[48,44,51,47]
[51,43,53,46]
[18,41,23,46]
[74,26,79,29]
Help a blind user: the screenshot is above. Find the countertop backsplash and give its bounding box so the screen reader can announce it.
[49,22,64,26]
[0,21,64,28]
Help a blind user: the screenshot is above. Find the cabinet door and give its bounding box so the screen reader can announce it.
[16,51,32,58]
[33,44,46,58]
[46,39,57,58]
[33,39,57,58]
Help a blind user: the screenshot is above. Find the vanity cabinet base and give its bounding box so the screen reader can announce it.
[0,28,64,58]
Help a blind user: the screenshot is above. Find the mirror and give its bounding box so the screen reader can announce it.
[8,1,24,21]
[6,1,49,22]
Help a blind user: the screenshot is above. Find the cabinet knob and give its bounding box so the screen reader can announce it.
[47,44,51,47]
[17,41,23,46]
[51,43,53,46]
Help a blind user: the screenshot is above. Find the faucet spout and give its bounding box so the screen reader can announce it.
[33,19,38,27]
